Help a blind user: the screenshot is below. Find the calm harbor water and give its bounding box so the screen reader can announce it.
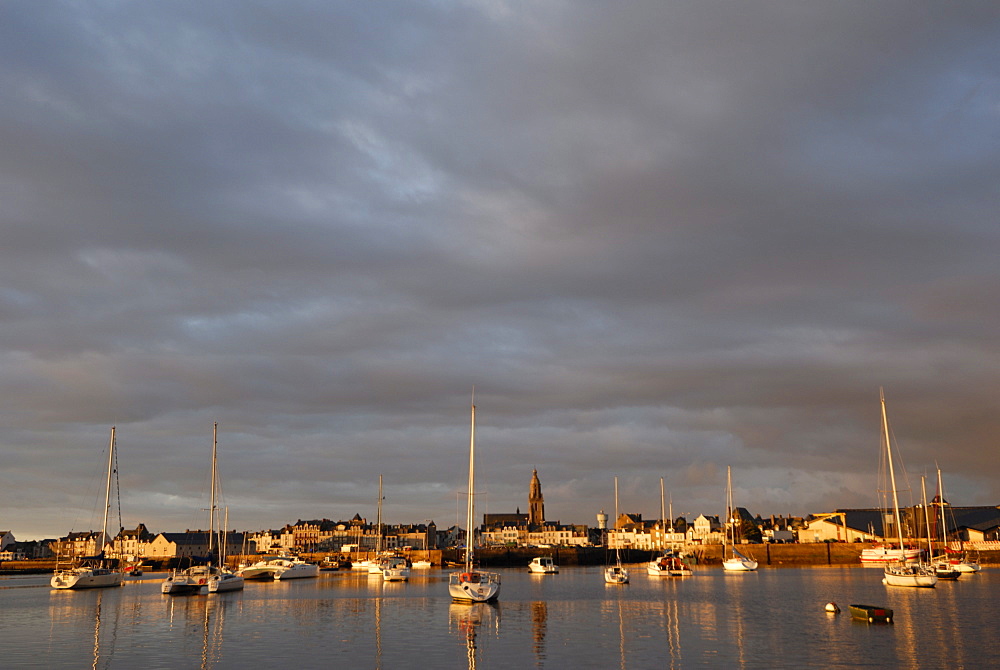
[1,565,996,669]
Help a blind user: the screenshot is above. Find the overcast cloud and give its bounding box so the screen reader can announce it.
[2,1,999,540]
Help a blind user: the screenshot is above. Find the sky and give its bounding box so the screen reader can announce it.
[2,2,999,541]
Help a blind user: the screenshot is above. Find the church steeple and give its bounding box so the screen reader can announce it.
[529,469,545,526]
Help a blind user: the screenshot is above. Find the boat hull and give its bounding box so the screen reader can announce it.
[604,566,629,584]
[860,546,921,565]
[883,564,937,587]
[648,553,693,577]
[527,557,558,574]
[723,558,758,571]
[849,604,894,623]
[208,573,245,593]
[274,564,319,580]
[51,569,124,590]
[449,571,500,602]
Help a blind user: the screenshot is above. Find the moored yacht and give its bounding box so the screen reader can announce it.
[876,389,936,588]
[722,466,758,572]
[241,556,319,580]
[51,428,125,591]
[382,555,411,582]
[527,556,558,574]
[162,564,216,595]
[448,395,501,603]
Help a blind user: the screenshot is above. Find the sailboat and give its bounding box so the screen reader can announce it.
[647,477,692,577]
[448,395,501,602]
[722,466,758,572]
[164,424,227,594]
[921,476,959,581]
[51,427,126,590]
[604,477,629,584]
[207,424,244,593]
[878,389,937,588]
[932,466,977,576]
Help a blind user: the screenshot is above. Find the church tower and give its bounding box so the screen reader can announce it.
[528,469,545,527]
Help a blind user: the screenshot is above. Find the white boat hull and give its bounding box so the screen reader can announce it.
[527,557,558,574]
[953,561,981,573]
[860,546,921,565]
[449,571,500,602]
[883,564,937,587]
[274,563,319,580]
[162,566,216,594]
[648,554,693,577]
[208,572,245,593]
[51,568,124,590]
[604,566,629,584]
[383,567,410,582]
[723,557,758,572]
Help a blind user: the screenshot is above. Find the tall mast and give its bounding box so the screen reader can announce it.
[614,476,620,525]
[881,388,906,551]
[101,426,116,554]
[376,474,383,554]
[209,422,218,559]
[668,493,674,534]
[726,466,732,553]
[921,475,933,558]
[613,476,620,556]
[936,466,948,548]
[465,396,476,572]
[659,477,666,550]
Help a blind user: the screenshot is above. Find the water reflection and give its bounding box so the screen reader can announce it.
[449,602,499,670]
[531,600,547,664]
[6,567,999,668]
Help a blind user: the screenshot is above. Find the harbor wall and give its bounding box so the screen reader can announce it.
[4,543,997,573]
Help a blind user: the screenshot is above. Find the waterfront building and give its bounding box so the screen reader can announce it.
[108,524,154,560]
[481,470,590,547]
[49,530,108,558]
[686,514,722,544]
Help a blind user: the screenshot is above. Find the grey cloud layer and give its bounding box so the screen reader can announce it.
[2,1,999,538]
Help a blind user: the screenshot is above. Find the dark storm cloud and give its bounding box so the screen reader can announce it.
[2,1,999,538]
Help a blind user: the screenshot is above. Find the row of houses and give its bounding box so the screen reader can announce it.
[603,504,1000,549]
[31,516,442,562]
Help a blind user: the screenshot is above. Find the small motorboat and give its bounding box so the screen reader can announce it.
[527,556,558,574]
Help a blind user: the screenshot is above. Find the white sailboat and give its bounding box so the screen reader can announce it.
[163,424,238,594]
[207,424,244,593]
[935,466,981,574]
[604,477,629,584]
[647,477,692,577]
[878,389,937,588]
[448,395,501,602]
[722,466,758,572]
[51,427,126,590]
